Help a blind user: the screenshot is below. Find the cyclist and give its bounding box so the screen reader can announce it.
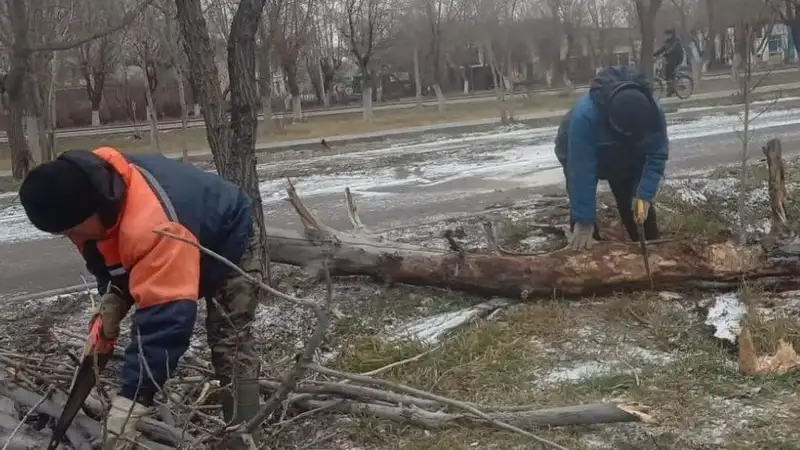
[654,28,685,97]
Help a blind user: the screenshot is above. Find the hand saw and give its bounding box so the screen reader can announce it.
[46,351,111,450]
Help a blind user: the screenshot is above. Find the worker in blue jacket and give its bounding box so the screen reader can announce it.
[554,66,669,250]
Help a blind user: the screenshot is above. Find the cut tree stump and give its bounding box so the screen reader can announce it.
[763,138,789,234]
[264,181,800,300]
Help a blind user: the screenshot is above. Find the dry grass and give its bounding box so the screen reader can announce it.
[329,287,800,450]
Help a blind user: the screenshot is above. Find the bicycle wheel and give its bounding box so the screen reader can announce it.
[651,77,664,101]
[674,73,694,99]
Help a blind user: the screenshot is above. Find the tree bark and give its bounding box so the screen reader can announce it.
[144,88,161,154]
[5,50,34,179]
[763,138,788,234]
[176,67,189,161]
[635,0,663,78]
[317,57,328,108]
[413,46,422,105]
[265,183,800,300]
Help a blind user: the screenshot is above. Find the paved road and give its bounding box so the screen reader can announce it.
[2,103,800,299]
[0,67,795,143]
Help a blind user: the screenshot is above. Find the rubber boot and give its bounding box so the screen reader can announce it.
[221,380,263,449]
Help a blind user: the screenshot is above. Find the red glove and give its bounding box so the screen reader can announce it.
[88,314,117,355]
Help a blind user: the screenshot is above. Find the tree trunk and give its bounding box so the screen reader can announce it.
[362,86,374,123]
[763,138,788,235]
[24,54,48,165]
[636,0,663,78]
[177,0,271,285]
[317,58,328,108]
[47,51,58,161]
[292,96,302,123]
[485,43,511,124]
[413,46,422,104]
[266,183,800,300]
[255,35,274,129]
[24,115,42,164]
[144,88,161,154]
[285,67,303,122]
[433,84,445,112]
[176,67,189,161]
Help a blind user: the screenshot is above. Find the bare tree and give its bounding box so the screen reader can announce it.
[421,0,453,111]
[270,0,316,122]
[0,0,155,179]
[340,0,394,122]
[539,0,587,87]
[669,0,714,87]
[632,0,664,78]
[307,3,344,108]
[586,0,625,68]
[256,19,276,128]
[175,0,271,304]
[467,0,519,121]
[127,6,164,153]
[24,0,76,164]
[731,1,777,243]
[156,0,189,159]
[76,2,122,126]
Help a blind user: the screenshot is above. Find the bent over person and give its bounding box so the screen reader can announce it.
[18,147,264,448]
[554,66,669,250]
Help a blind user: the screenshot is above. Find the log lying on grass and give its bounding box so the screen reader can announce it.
[265,177,800,300]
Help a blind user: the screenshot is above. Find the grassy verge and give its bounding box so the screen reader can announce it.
[0,94,579,171]
[328,290,800,449]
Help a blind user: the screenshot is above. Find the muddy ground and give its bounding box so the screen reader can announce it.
[3,156,800,449]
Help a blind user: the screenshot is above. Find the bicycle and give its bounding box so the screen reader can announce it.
[651,58,694,100]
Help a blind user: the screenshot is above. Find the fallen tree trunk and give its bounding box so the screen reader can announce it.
[265,183,800,300]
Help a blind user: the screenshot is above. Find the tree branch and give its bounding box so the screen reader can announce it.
[29,0,157,52]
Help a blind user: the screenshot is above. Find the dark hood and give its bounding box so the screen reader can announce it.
[589,66,654,112]
[589,66,659,138]
[58,150,126,228]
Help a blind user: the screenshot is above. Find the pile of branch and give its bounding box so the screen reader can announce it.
[0,202,656,450]
[0,334,652,450]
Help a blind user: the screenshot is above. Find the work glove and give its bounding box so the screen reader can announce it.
[87,290,129,356]
[104,395,152,448]
[633,198,650,226]
[569,222,596,250]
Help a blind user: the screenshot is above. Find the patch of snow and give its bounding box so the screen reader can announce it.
[386,298,512,345]
[747,186,770,207]
[704,293,746,344]
[677,187,708,205]
[0,203,51,243]
[520,235,549,249]
[537,342,676,387]
[659,291,684,301]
